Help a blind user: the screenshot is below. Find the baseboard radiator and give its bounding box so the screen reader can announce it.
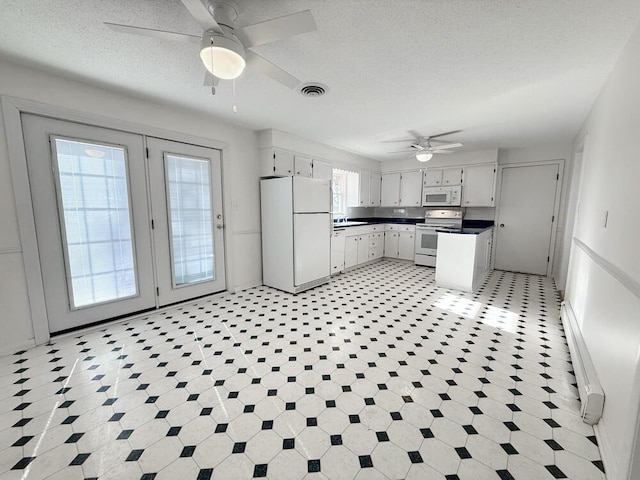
[560,301,605,425]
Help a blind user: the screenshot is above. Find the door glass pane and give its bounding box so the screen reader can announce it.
[166,154,214,286]
[53,137,137,308]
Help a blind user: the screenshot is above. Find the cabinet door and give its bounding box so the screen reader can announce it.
[359,172,370,206]
[294,155,313,177]
[462,164,497,206]
[384,232,399,258]
[423,168,443,186]
[331,233,346,274]
[313,159,333,181]
[381,173,401,206]
[400,171,423,206]
[398,232,415,260]
[357,236,370,264]
[442,167,463,186]
[345,236,358,269]
[375,234,385,258]
[370,173,381,206]
[274,149,294,176]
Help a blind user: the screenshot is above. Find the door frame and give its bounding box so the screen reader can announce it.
[2,95,231,345]
[492,159,564,276]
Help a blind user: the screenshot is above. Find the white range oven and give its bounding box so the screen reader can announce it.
[414,209,463,267]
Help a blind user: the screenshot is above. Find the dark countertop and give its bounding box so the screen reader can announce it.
[436,226,494,235]
[333,218,495,232]
[348,217,427,224]
[334,217,425,227]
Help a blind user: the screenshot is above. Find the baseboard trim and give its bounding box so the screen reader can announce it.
[0,339,36,358]
[594,418,619,480]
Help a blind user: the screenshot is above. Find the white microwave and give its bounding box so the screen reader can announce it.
[422,185,462,207]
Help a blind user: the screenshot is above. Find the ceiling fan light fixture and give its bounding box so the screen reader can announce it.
[416,152,433,162]
[200,31,246,79]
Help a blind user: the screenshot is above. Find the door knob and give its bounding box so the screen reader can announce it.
[216,224,224,230]
[499,223,505,228]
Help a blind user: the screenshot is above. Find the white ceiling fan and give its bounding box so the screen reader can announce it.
[385,130,463,162]
[105,0,317,92]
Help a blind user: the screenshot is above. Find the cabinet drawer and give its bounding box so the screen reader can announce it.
[385,224,399,231]
[369,239,378,248]
[370,225,382,232]
[399,225,416,232]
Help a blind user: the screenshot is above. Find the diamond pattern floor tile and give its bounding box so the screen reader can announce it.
[0,261,604,479]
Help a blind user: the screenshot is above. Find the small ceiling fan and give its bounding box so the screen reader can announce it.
[385,130,463,162]
[105,0,316,92]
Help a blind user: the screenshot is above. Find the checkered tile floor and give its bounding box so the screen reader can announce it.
[0,260,604,479]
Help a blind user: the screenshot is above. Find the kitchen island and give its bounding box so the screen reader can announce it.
[435,226,493,293]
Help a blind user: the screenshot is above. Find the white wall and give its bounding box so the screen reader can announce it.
[562,24,640,480]
[258,129,380,172]
[0,58,262,354]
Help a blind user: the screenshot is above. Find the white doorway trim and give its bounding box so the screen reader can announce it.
[492,159,565,276]
[1,95,232,346]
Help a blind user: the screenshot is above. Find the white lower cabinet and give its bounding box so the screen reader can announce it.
[344,235,359,269]
[331,231,346,274]
[398,231,415,260]
[384,224,415,260]
[368,232,384,260]
[384,232,399,257]
[357,235,370,264]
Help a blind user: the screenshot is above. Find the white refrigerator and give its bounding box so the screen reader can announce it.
[261,176,331,294]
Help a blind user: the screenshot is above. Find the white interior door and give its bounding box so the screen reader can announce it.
[147,137,226,306]
[494,163,559,275]
[22,114,156,333]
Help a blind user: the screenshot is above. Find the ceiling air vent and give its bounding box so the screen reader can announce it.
[299,83,328,97]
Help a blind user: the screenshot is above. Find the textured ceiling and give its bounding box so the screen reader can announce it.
[1,0,639,161]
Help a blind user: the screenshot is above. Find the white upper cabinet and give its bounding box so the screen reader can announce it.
[424,168,443,186]
[312,159,333,181]
[359,172,371,206]
[462,163,497,206]
[399,170,423,206]
[381,173,401,206]
[370,173,381,206]
[424,167,463,187]
[442,167,463,186]
[260,148,294,177]
[294,155,313,177]
[358,172,381,207]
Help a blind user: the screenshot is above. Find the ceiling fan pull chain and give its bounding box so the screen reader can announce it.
[232,78,238,113]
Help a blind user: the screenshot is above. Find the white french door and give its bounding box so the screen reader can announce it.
[147,137,225,306]
[21,115,225,333]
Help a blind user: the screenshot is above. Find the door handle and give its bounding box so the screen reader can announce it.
[499,223,505,228]
[216,224,224,230]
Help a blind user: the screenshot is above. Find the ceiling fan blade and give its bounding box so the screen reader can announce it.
[387,150,414,154]
[427,129,462,140]
[180,0,223,33]
[431,143,463,150]
[431,150,454,154]
[104,22,200,43]
[245,50,300,89]
[407,130,424,140]
[235,10,316,48]
[203,71,220,86]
